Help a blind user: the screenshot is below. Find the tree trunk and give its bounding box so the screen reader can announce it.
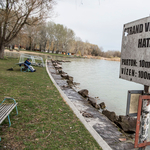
[29,37,32,51]
[44,41,47,51]
[0,44,4,59]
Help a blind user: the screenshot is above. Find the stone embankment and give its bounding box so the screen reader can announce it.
[48,59,138,150]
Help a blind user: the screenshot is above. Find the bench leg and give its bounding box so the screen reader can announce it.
[20,66,24,72]
[15,106,18,115]
[8,115,11,127]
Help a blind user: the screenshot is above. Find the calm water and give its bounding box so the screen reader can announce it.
[61,58,143,115]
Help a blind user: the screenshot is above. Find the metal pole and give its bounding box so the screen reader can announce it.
[139,85,150,150]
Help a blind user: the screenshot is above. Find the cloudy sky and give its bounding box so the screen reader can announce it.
[52,0,150,51]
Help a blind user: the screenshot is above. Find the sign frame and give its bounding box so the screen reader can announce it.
[134,95,150,148]
[126,90,143,116]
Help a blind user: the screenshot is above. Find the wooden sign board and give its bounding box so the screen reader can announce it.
[120,17,150,86]
[126,90,143,116]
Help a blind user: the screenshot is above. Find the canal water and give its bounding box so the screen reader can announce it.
[60,58,143,115]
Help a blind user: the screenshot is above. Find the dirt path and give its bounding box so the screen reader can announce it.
[5,49,120,61]
[5,49,49,56]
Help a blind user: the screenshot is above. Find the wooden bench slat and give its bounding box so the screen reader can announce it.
[0,104,14,111]
[0,109,14,121]
[0,104,17,117]
[0,104,16,118]
[0,104,17,124]
[0,104,10,111]
[0,104,15,116]
[0,103,18,124]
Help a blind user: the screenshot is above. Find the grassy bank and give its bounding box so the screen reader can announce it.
[0,58,102,150]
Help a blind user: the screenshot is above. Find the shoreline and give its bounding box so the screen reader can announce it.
[47,59,136,150]
[46,60,111,150]
[84,55,120,61]
[4,49,120,62]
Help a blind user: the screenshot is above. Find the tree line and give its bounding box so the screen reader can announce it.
[10,21,102,56]
[10,21,121,58]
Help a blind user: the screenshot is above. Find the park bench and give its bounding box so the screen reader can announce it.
[0,98,18,141]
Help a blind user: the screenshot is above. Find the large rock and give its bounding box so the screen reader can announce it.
[116,115,136,133]
[57,62,62,65]
[55,65,62,69]
[88,97,100,109]
[51,59,55,63]
[78,89,89,98]
[100,102,106,109]
[82,112,93,118]
[67,80,73,86]
[67,76,73,81]
[102,110,118,122]
[58,69,63,74]
[74,82,80,86]
[52,63,57,66]
[61,74,69,79]
[55,66,62,70]
[52,60,63,64]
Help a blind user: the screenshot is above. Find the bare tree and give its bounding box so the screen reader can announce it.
[25,24,40,51]
[53,24,66,53]
[38,23,49,52]
[46,21,55,52]
[74,37,82,54]
[0,0,55,58]
[62,28,75,53]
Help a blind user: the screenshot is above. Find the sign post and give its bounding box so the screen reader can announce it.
[139,86,150,150]
[134,93,150,149]
[120,17,150,149]
[126,90,143,116]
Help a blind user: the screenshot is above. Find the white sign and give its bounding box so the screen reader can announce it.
[120,16,150,86]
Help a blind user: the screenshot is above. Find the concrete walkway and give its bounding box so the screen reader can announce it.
[46,59,137,150]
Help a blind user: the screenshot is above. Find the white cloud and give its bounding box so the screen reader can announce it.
[52,0,150,51]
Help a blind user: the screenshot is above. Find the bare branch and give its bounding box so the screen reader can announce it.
[0,0,55,58]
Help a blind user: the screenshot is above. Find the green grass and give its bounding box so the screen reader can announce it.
[0,58,102,150]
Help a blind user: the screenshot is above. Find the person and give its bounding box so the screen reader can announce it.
[24,58,36,72]
[24,58,31,65]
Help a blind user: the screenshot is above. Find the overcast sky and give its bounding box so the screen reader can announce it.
[52,0,150,51]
